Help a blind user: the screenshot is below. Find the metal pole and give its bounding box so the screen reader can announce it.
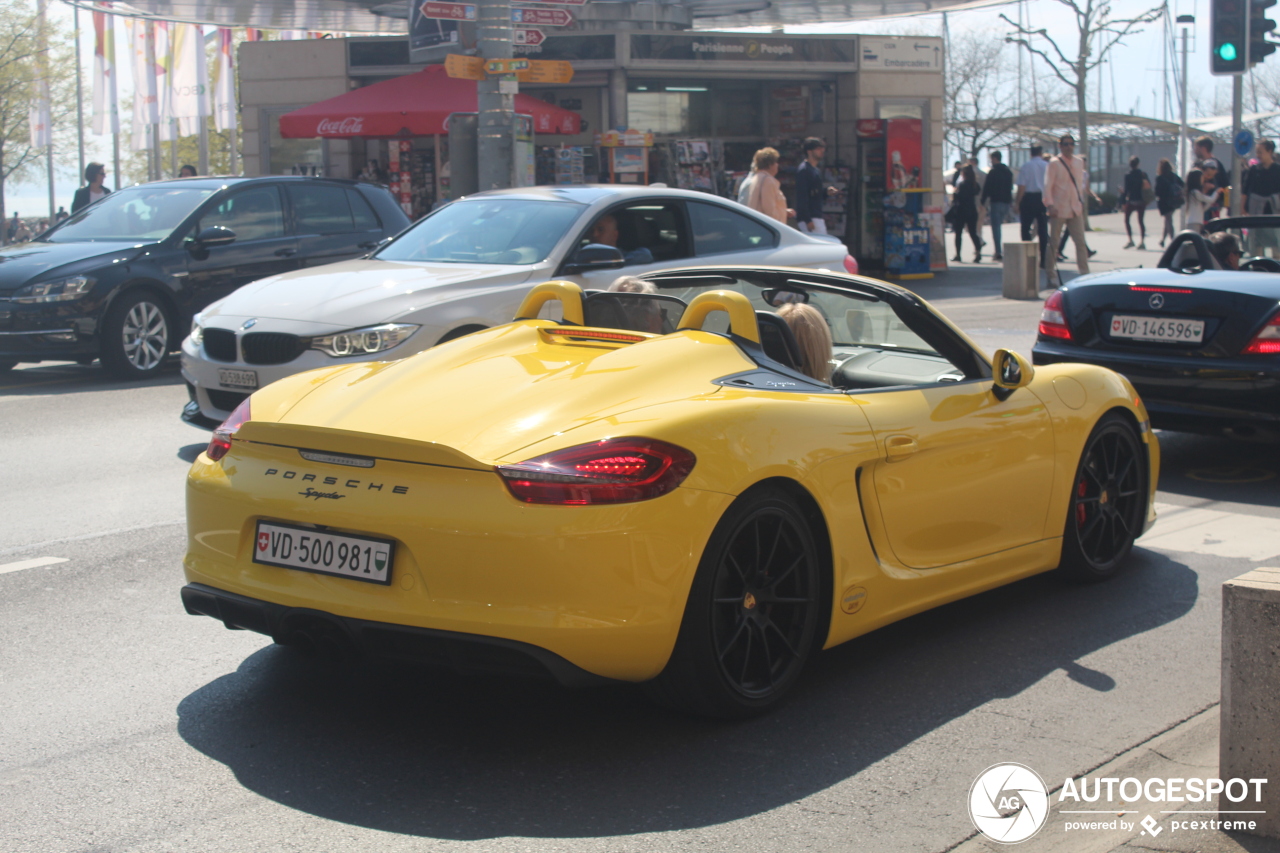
[198,115,209,175]
[477,0,513,191]
[1231,73,1244,216]
[73,6,85,183]
[112,132,120,190]
[1178,18,1191,228]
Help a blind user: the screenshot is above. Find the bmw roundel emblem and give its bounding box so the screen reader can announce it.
[241,318,258,330]
[1148,293,1165,309]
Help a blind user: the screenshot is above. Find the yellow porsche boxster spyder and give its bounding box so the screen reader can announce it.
[183,267,1158,717]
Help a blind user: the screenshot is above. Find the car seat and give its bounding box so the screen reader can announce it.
[755,311,803,372]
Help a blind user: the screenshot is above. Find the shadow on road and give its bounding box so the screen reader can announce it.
[1154,430,1280,509]
[176,548,1196,840]
[0,360,184,397]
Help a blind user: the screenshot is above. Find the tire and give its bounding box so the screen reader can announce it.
[1058,413,1147,582]
[100,290,173,379]
[436,324,488,345]
[645,487,823,718]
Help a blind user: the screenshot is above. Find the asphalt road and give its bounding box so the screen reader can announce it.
[3,281,1279,853]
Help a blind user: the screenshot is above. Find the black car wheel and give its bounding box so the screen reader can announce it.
[1059,413,1146,582]
[646,487,822,718]
[101,291,172,378]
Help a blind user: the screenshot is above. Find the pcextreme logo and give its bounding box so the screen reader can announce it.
[969,763,1050,844]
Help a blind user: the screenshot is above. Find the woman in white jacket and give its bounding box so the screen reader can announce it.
[1185,165,1223,231]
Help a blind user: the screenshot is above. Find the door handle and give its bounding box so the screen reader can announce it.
[357,240,380,249]
[274,247,297,257]
[884,434,918,462]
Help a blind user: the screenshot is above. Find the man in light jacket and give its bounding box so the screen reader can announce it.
[1044,135,1089,283]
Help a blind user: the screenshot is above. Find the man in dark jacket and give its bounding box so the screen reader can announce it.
[793,137,829,235]
[980,151,1014,261]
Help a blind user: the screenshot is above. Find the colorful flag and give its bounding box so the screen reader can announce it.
[125,18,158,150]
[212,28,236,133]
[28,83,51,148]
[162,23,210,139]
[91,5,120,136]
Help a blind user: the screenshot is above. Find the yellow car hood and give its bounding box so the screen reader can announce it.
[268,323,757,464]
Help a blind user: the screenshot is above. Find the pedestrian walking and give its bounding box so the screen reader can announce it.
[1194,136,1228,220]
[1153,159,1183,247]
[1016,145,1050,268]
[1185,165,1223,232]
[72,162,111,213]
[55,206,68,222]
[1244,139,1280,214]
[981,151,1013,261]
[794,137,834,235]
[7,211,20,243]
[952,164,983,263]
[1120,156,1151,250]
[743,147,793,224]
[1044,134,1090,283]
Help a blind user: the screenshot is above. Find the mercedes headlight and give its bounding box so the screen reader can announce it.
[310,323,419,358]
[13,275,96,303]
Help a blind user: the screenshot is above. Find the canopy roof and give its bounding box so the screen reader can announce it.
[69,0,1009,32]
[278,65,583,138]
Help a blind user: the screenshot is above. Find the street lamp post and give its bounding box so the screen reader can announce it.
[1177,13,1194,229]
[477,0,514,190]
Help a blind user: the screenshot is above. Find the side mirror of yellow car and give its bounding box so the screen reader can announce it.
[992,348,1035,392]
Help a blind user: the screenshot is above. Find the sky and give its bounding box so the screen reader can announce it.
[8,0,1243,219]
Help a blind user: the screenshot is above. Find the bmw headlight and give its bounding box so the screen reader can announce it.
[310,323,419,358]
[13,275,96,303]
[189,317,204,347]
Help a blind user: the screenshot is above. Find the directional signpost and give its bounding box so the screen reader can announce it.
[514,28,545,46]
[512,6,574,25]
[418,1,477,21]
[445,53,486,80]
[516,58,574,83]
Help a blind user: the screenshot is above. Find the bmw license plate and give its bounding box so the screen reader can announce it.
[218,368,258,390]
[1109,315,1205,343]
[253,521,394,585]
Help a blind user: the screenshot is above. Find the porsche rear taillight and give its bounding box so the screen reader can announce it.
[206,398,251,462]
[1038,289,1072,341]
[1242,310,1280,354]
[497,437,696,505]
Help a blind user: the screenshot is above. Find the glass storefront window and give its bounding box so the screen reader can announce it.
[628,82,760,137]
[266,109,326,176]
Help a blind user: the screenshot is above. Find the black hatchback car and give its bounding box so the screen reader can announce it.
[0,176,409,378]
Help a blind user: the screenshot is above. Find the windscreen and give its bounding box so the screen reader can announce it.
[375,198,582,265]
[654,275,939,354]
[45,186,215,243]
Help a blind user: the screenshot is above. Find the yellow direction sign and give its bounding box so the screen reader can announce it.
[444,53,486,81]
[516,59,574,84]
[485,58,531,74]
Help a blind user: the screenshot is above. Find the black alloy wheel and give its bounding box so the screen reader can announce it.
[646,487,823,718]
[1059,413,1146,581]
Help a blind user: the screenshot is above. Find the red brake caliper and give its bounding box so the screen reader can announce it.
[1076,479,1087,525]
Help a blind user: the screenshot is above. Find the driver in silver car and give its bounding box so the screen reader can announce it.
[1207,231,1243,270]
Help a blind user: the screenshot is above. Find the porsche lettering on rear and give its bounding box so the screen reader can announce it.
[263,468,409,494]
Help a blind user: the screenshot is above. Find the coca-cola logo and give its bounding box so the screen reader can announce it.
[316,117,364,135]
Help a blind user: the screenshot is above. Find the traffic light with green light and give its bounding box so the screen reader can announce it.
[1251,0,1278,65]
[1212,0,1249,74]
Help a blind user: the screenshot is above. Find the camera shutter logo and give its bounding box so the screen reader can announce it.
[969,763,1050,844]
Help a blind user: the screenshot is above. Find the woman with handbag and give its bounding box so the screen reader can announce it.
[1121,156,1151,250]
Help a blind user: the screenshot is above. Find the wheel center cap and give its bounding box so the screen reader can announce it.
[743,592,757,610]
[1100,489,1110,506]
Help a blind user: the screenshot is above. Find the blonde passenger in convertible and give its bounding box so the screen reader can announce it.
[778,302,833,383]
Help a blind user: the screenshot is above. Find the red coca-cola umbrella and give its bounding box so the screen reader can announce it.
[278,64,581,138]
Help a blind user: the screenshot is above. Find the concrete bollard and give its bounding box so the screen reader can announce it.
[1002,240,1041,299]
[1220,566,1280,839]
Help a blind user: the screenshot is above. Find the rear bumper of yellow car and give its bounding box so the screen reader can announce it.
[183,451,733,683]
